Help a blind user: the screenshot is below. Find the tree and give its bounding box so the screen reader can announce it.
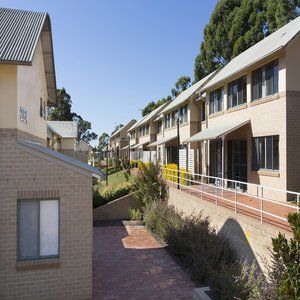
[111,124,124,134]
[48,87,98,142]
[98,132,109,151]
[48,88,73,121]
[175,76,191,92]
[194,0,300,81]
[141,96,172,117]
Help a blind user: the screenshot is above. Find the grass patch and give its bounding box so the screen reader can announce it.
[99,170,133,188]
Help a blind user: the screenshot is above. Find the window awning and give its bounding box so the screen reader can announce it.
[148,134,177,147]
[121,145,129,150]
[183,119,250,143]
[131,141,149,149]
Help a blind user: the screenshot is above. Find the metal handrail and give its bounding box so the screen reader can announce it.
[162,167,299,225]
[163,167,300,197]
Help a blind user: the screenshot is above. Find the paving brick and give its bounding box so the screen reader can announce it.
[92,225,195,300]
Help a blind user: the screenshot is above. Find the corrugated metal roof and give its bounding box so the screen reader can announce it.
[202,16,300,91]
[111,119,136,137]
[17,138,106,179]
[0,7,57,104]
[183,119,250,143]
[128,115,147,132]
[148,134,177,147]
[160,71,217,114]
[137,101,171,128]
[0,7,47,63]
[47,121,78,138]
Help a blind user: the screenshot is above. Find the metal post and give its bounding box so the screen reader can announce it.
[106,149,108,187]
[260,187,263,223]
[216,185,218,205]
[221,136,225,197]
[297,194,299,213]
[177,118,180,190]
[234,182,237,213]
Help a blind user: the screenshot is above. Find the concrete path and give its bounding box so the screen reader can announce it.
[93,223,195,300]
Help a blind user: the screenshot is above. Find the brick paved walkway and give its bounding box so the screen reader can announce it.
[93,223,195,300]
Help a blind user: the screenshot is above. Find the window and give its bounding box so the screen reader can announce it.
[252,135,279,170]
[252,60,279,101]
[130,132,135,140]
[157,120,162,133]
[209,87,224,114]
[228,76,247,108]
[171,111,177,127]
[165,113,171,129]
[180,105,188,123]
[201,102,206,122]
[18,199,59,260]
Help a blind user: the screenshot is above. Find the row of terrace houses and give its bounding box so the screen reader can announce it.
[0,7,105,299]
[109,15,300,202]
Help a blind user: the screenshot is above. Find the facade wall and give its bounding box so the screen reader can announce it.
[0,64,17,129]
[61,137,76,150]
[0,129,93,299]
[285,35,300,193]
[168,187,291,274]
[202,53,289,199]
[17,39,48,141]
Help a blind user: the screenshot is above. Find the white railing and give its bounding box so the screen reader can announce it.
[162,167,299,227]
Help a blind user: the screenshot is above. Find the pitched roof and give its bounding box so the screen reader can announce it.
[202,15,300,91]
[47,121,78,138]
[18,138,106,179]
[160,71,217,114]
[137,101,171,128]
[128,115,147,132]
[110,119,136,138]
[0,7,57,104]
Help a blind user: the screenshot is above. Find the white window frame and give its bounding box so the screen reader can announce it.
[17,198,60,261]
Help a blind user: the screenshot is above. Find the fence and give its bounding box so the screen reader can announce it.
[162,167,299,230]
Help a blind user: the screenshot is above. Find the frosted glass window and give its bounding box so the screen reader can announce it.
[18,199,59,260]
[19,200,39,259]
[40,200,59,256]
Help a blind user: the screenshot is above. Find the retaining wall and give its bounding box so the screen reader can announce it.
[93,193,142,221]
[168,187,291,273]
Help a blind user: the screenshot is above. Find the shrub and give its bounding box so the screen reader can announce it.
[100,182,132,202]
[93,189,106,208]
[143,201,183,240]
[271,211,300,298]
[162,163,192,186]
[128,208,142,220]
[93,182,132,208]
[132,162,167,208]
[143,201,270,299]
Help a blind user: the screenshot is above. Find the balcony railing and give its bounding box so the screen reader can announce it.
[162,167,299,230]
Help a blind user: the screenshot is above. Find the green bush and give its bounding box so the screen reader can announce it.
[143,201,183,240]
[143,201,271,299]
[93,182,132,208]
[162,163,192,186]
[271,212,300,299]
[132,162,167,209]
[128,208,142,220]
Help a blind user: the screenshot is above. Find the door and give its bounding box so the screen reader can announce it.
[228,140,247,190]
[209,140,222,182]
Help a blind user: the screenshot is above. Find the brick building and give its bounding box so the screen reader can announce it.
[0,7,105,299]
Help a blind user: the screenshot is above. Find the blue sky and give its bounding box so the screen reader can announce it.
[3,0,217,145]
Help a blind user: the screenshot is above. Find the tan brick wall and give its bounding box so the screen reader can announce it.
[0,129,93,299]
[168,187,291,274]
[93,193,142,221]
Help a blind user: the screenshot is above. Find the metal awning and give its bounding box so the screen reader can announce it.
[132,141,149,149]
[121,145,129,150]
[148,134,177,147]
[183,119,250,143]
